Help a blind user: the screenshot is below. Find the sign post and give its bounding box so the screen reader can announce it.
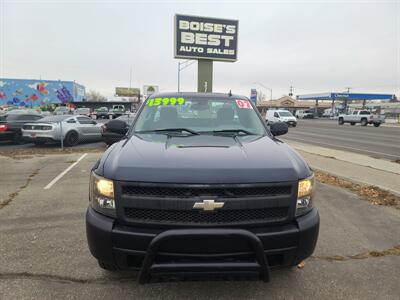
[174,14,239,93]
[198,59,213,92]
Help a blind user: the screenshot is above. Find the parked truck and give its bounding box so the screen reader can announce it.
[338,110,384,127]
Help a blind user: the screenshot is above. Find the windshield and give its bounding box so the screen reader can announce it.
[134,96,266,135]
[39,115,70,122]
[278,111,293,117]
[77,108,90,113]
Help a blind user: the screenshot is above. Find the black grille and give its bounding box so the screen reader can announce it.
[121,185,291,198]
[124,207,288,225]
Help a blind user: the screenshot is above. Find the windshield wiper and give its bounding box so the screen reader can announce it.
[209,129,256,136]
[135,128,200,135]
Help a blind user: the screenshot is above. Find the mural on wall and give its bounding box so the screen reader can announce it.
[0,79,85,107]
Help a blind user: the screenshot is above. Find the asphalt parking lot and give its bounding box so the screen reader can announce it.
[0,151,399,299]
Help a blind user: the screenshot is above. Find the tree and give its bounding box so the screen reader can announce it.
[85,90,107,102]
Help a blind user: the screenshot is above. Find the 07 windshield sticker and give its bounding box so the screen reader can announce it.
[146,97,185,106]
[235,99,252,109]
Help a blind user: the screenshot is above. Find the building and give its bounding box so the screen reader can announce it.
[0,78,85,108]
[256,95,332,115]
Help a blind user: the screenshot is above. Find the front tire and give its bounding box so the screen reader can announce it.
[350,122,355,126]
[64,131,79,147]
[338,118,344,125]
[374,123,380,127]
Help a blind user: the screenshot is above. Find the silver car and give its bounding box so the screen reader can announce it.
[22,115,102,146]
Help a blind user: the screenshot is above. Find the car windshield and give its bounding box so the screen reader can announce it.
[278,111,293,117]
[38,115,70,123]
[134,96,266,135]
[77,108,90,113]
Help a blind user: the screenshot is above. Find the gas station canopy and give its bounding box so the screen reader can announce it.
[296,92,395,101]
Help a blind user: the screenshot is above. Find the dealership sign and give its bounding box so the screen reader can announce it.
[115,87,140,97]
[174,14,239,62]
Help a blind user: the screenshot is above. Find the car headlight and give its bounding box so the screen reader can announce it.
[89,172,116,217]
[296,173,315,217]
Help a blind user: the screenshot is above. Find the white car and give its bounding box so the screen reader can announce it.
[266,110,297,127]
[295,109,314,119]
[338,110,385,127]
[22,115,102,146]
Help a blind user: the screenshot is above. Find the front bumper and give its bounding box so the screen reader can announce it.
[86,206,319,280]
[285,120,297,127]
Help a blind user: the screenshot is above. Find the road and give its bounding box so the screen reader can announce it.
[0,152,399,299]
[282,119,400,161]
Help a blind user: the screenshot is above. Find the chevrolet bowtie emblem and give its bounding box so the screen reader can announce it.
[193,199,224,211]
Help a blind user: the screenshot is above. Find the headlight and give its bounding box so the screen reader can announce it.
[89,172,116,217]
[296,174,315,217]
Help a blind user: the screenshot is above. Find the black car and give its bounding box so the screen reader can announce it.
[101,115,135,145]
[0,112,43,143]
[95,107,109,119]
[86,92,319,283]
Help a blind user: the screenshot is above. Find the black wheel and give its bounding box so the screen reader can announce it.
[64,131,79,147]
[338,118,344,125]
[361,118,368,126]
[350,122,355,126]
[98,260,120,271]
[374,123,380,127]
[292,123,297,127]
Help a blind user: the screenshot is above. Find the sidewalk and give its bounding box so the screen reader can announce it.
[284,140,400,196]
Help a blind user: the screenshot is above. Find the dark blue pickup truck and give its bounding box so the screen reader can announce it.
[86,92,319,283]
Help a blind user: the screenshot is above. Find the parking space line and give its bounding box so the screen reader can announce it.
[44,153,88,190]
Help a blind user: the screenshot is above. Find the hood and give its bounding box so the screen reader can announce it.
[98,133,311,184]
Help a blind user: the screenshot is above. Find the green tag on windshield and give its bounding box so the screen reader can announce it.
[147,97,185,106]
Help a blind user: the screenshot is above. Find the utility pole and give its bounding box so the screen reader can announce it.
[289,86,294,97]
[345,87,352,93]
[129,66,132,89]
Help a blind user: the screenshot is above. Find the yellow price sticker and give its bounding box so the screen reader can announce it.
[147,97,185,106]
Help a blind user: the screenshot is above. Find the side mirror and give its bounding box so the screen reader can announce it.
[270,122,288,136]
[105,119,128,135]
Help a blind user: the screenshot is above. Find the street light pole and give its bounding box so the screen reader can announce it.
[178,60,195,92]
[254,82,272,100]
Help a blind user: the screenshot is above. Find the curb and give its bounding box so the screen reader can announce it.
[311,167,400,197]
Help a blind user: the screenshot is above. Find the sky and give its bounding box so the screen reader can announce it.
[1,0,399,99]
